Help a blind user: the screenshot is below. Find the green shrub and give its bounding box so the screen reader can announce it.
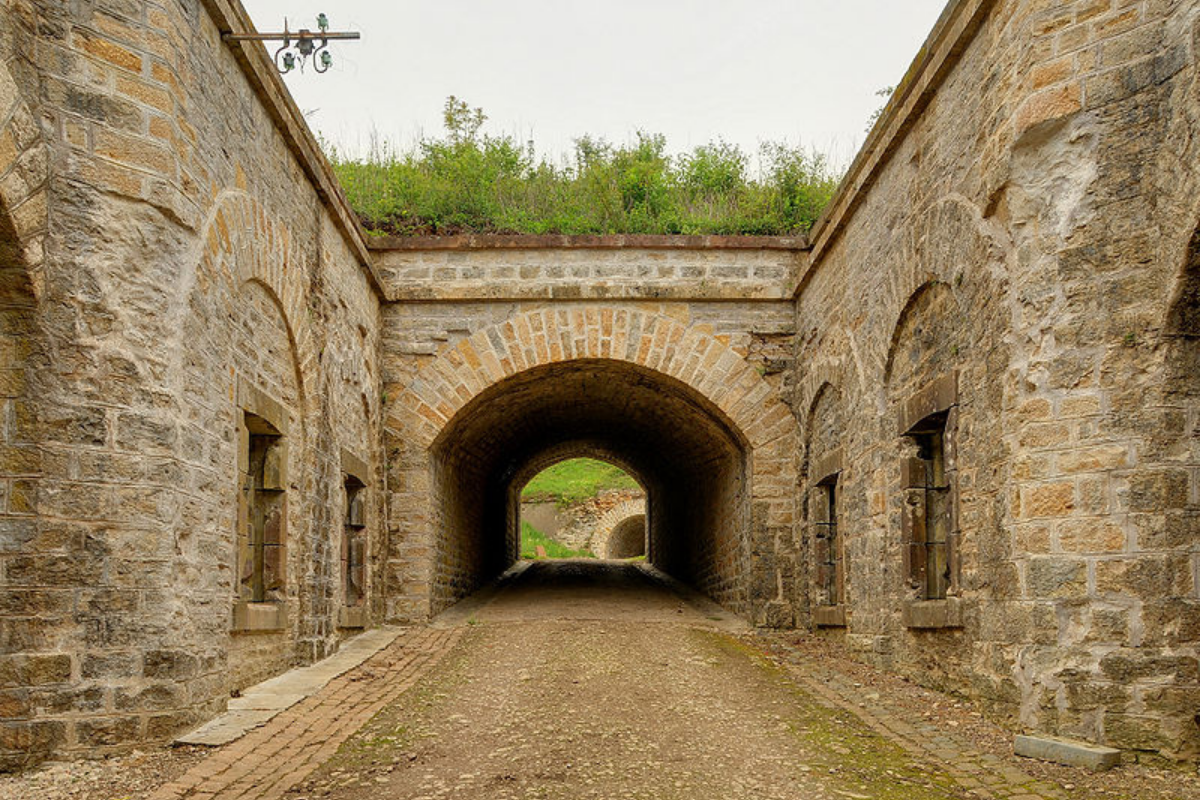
[326,97,841,237]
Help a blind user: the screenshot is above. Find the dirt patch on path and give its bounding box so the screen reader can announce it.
[295,562,970,800]
[295,620,967,800]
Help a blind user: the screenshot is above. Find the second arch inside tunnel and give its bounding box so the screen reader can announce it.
[428,358,753,618]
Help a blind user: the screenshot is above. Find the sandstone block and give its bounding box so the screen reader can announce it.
[1023,482,1075,518]
[78,33,143,73]
[1057,518,1126,552]
[1014,734,1121,770]
[76,715,141,747]
[1016,83,1082,136]
[1026,558,1087,599]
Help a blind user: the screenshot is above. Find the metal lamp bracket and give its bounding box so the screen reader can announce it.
[223,13,360,74]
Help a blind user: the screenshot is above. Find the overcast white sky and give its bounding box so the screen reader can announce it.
[242,1,948,168]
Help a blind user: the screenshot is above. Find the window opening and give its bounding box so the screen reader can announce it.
[240,412,285,603]
[904,411,952,600]
[814,474,841,607]
[343,476,366,607]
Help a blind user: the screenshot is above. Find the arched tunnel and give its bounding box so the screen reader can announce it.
[605,514,648,559]
[428,358,752,617]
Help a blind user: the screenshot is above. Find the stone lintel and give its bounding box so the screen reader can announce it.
[232,601,288,632]
[902,597,964,629]
[238,378,290,436]
[811,448,844,485]
[340,448,370,484]
[813,604,847,628]
[898,371,958,435]
[1014,734,1122,771]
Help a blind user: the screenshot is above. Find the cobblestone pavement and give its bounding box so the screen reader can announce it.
[147,627,462,800]
[779,658,1068,800]
[760,635,1200,800]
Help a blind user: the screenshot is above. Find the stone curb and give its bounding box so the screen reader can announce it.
[175,627,406,746]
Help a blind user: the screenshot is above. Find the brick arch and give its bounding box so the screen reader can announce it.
[392,307,796,458]
[804,381,846,453]
[868,195,1002,381]
[506,442,649,563]
[512,441,650,497]
[882,279,958,386]
[796,346,856,442]
[204,193,316,406]
[385,307,799,626]
[591,499,648,559]
[167,191,317,410]
[0,55,48,281]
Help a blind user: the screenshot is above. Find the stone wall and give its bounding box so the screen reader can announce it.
[0,0,1197,772]
[0,0,383,769]
[794,0,1200,761]
[372,235,802,302]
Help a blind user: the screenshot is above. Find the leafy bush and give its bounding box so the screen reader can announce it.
[326,97,841,237]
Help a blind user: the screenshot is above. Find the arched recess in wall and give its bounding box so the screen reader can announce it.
[171,191,318,410]
[0,55,49,513]
[871,195,1004,384]
[1165,225,1200,337]
[607,515,648,559]
[591,498,649,561]
[386,308,798,625]
[163,190,317,688]
[883,281,961,388]
[1162,222,1200,451]
[804,382,848,612]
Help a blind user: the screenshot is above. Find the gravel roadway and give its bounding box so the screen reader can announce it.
[4,560,1198,800]
[293,561,975,800]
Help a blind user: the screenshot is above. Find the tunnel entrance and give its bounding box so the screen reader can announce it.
[428,359,750,617]
[606,514,648,559]
[518,457,644,560]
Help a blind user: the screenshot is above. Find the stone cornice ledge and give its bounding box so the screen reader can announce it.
[368,234,810,251]
[795,0,996,299]
[199,0,384,298]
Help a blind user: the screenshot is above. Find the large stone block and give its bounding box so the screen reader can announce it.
[1014,733,1121,770]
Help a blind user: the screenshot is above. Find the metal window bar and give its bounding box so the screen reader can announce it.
[913,431,951,600]
[343,480,366,607]
[814,481,839,606]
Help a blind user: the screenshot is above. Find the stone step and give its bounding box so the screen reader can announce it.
[1014,734,1122,771]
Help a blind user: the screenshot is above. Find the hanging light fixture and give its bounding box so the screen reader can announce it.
[223,13,360,75]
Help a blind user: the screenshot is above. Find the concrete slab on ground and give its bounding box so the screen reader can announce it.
[1014,733,1123,771]
[175,626,406,746]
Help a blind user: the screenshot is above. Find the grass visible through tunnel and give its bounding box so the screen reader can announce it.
[520,457,640,506]
[520,521,595,560]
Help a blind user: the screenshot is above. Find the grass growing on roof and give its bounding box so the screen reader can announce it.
[324,97,841,237]
[521,458,640,506]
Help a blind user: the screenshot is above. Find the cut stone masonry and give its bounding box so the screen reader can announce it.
[0,0,1197,770]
